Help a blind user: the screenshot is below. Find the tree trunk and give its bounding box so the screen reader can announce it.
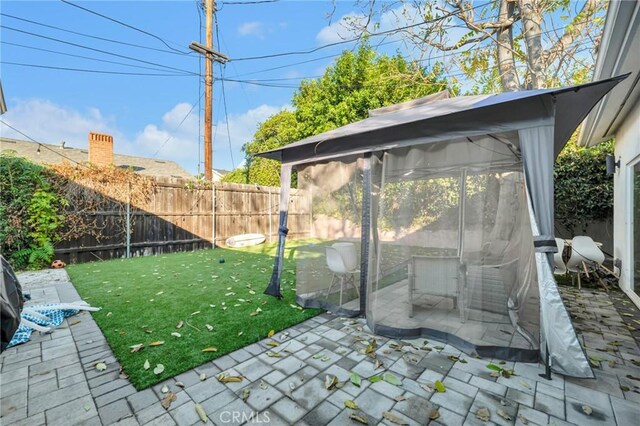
[519,0,546,89]
[497,0,521,91]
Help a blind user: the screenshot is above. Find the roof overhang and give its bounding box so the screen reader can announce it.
[257,77,626,165]
[578,0,640,147]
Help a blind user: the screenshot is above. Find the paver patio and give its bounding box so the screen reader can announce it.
[1,269,639,425]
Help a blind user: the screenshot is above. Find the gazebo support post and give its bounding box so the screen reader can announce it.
[359,154,372,316]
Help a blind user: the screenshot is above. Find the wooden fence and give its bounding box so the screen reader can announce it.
[54,177,311,263]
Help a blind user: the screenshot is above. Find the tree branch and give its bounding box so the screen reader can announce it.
[543,0,599,66]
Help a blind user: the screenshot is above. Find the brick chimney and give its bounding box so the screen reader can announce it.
[88,132,113,166]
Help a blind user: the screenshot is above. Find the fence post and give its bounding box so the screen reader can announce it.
[126,180,131,258]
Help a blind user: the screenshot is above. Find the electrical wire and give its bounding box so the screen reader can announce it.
[0,119,87,167]
[1,25,198,76]
[60,0,190,54]
[0,12,197,57]
[0,41,189,74]
[152,93,205,158]
[0,61,192,77]
[219,66,236,169]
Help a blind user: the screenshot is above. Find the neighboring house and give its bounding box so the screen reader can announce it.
[213,168,229,182]
[578,0,640,307]
[0,132,192,179]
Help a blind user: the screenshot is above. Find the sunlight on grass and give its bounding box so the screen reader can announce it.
[67,241,322,390]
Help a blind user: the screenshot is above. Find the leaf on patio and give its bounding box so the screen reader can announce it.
[350,372,362,387]
[242,388,250,402]
[394,394,407,402]
[154,364,165,375]
[200,373,207,381]
[202,347,218,352]
[217,373,243,383]
[519,380,531,389]
[161,392,177,410]
[429,408,440,420]
[518,414,529,425]
[382,411,408,425]
[501,369,513,378]
[383,373,402,386]
[266,340,279,347]
[95,362,107,371]
[433,346,445,351]
[620,385,630,392]
[161,385,169,394]
[144,359,150,370]
[459,358,468,363]
[171,332,181,338]
[130,343,144,353]
[267,351,281,358]
[344,400,358,410]
[176,321,184,329]
[175,381,185,388]
[149,341,165,346]
[312,352,325,360]
[83,403,92,412]
[434,380,446,393]
[497,409,512,421]
[259,380,268,390]
[69,319,81,326]
[349,413,368,424]
[582,405,593,415]
[195,403,208,422]
[448,355,459,362]
[486,363,503,371]
[475,407,490,422]
[325,375,338,390]
[374,359,384,369]
[369,375,383,383]
[268,329,275,337]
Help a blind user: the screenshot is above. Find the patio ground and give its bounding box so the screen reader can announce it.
[1,269,639,425]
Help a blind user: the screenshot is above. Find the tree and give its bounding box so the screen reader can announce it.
[224,43,449,186]
[344,0,604,93]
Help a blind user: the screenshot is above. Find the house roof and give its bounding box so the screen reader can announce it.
[578,0,640,146]
[0,138,192,179]
[256,77,626,165]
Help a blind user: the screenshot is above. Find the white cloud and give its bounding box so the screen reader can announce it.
[238,21,266,38]
[316,13,366,44]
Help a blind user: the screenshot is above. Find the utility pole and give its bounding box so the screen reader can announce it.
[190,0,228,181]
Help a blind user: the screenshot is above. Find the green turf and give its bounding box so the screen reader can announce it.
[66,241,322,390]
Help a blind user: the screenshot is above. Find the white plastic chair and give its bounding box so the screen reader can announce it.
[566,236,605,289]
[553,238,567,276]
[325,245,359,306]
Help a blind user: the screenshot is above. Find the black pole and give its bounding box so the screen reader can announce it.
[539,343,552,380]
[359,155,372,316]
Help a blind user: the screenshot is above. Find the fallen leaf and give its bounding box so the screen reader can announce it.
[497,408,512,421]
[153,364,165,375]
[161,392,177,410]
[171,332,181,338]
[144,359,150,370]
[345,400,358,409]
[205,324,214,331]
[383,373,402,386]
[382,411,408,425]
[106,312,112,318]
[266,340,279,347]
[130,343,144,353]
[350,372,362,387]
[434,380,446,393]
[518,414,529,424]
[429,408,440,420]
[83,402,92,412]
[195,403,208,422]
[149,341,165,347]
[476,407,490,422]
[259,380,268,390]
[325,375,338,390]
[238,331,243,337]
[620,385,630,392]
[242,388,250,402]
[216,373,243,383]
[176,321,184,329]
[312,352,325,360]
[582,405,593,415]
[349,413,368,424]
[369,375,383,383]
[175,381,185,388]
[95,362,107,371]
[520,380,531,389]
[486,363,503,371]
[200,373,207,381]
[267,330,275,337]
[394,394,407,402]
[202,347,218,352]
[161,385,169,394]
[191,311,201,316]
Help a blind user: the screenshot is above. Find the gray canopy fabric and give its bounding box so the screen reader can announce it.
[258,76,625,165]
[258,76,626,378]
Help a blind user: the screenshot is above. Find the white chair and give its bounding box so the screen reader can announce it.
[553,238,567,276]
[566,236,605,289]
[325,245,359,306]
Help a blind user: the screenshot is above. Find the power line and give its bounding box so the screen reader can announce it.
[60,0,190,54]
[1,25,198,76]
[0,119,87,167]
[0,12,197,57]
[1,61,192,77]
[219,67,235,169]
[1,41,188,74]
[152,93,205,158]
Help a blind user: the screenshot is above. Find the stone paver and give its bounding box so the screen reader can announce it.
[2,270,640,426]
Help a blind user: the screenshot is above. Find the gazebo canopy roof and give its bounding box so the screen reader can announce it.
[256,76,627,165]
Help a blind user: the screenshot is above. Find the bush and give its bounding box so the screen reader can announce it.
[554,140,614,234]
[0,155,67,269]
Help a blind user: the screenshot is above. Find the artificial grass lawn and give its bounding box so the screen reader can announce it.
[67,241,322,390]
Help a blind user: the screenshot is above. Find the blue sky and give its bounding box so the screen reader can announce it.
[1,0,404,174]
[0,1,597,175]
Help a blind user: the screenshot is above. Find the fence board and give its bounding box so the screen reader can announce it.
[55,178,310,263]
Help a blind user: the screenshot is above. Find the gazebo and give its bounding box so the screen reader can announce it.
[257,76,626,378]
